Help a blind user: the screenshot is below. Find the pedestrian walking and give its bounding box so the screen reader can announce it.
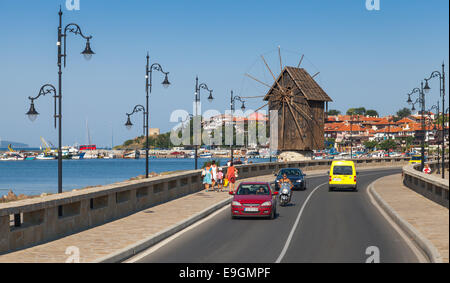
[217,167,224,191]
[227,162,238,193]
[202,163,213,191]
[211,160,218,191]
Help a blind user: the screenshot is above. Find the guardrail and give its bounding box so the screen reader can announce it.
[0,157,414,254]
[402,161,449,208]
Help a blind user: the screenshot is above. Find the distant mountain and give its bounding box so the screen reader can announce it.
[0,140,29,148]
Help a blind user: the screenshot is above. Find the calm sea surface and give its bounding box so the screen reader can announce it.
[0,158,271,196]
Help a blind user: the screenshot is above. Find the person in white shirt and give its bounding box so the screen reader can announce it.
[211,160,218,191]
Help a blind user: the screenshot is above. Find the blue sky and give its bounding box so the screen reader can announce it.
[0,0,448,147]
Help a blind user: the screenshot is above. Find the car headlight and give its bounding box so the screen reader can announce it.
[232,201,242,206]
[261,201,272,206]
[296,180,303,183]
[282,188,289,194]
[276,180,280,182]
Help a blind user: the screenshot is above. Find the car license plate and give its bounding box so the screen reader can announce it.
[333,178,342,181]
[244,207,259,212]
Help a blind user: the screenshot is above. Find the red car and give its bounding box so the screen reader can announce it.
[230,182,278,219]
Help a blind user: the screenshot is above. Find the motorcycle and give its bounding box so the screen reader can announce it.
[279,182,292,206]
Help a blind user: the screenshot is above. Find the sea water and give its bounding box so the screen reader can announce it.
[0,158,271,196]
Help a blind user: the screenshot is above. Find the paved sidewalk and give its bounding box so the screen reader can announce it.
[373,174,449,263]
[0,174,281,263]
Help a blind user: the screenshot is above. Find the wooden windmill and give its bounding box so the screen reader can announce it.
[245,48,332,152]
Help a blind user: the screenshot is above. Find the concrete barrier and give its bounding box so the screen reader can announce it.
[402,161,449,208]
[0,157,414,254]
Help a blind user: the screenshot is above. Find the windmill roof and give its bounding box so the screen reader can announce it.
[264,66,332,102]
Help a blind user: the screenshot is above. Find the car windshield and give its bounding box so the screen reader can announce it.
[412,156,421,161]
[236,184,270,195]
[278,169,302,177]
[332,166,353,175]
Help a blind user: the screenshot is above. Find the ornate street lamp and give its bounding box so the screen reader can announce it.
[125,105,146,135]
[406,83,426,171]
[229,90,246,162]
[26,84,58,124]
[425,102,441,174]
[26,101,39,122]
[26,8,94,208]
[81,38,95,60]
[424,63,446,179]
[193,77,214,169]
[143,52,170,178]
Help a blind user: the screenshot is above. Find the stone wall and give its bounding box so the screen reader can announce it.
[403,161,449,208]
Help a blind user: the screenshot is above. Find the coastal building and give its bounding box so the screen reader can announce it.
[325,112,449,152]
[149,128,160,136]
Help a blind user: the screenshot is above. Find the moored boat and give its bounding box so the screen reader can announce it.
[36,153,56,160]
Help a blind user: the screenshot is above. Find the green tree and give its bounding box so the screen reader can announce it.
[396,108,411,120]
[363,140,378,151]
[346,107,366,116]
[435,113,449,125]
[327,109,341,116]
[365,110,379,117]
[378,139,397,151]
[123,139,134,147]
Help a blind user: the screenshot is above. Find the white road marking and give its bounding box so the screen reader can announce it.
[275,182,328,263]
[127,169,402,263]
[124,204,230,263]
[275,171,401,263]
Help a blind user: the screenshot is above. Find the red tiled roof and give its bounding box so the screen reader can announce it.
[395,117,416,124]
[375,126,403,133]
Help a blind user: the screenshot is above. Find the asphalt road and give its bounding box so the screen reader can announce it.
[134,168,420,263]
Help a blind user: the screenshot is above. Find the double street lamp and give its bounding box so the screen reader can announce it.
[193,77,214,169]
[423,63,446,179]
[407,82,426,171]
[126,53,170,178]
[230,90,246,162]
[26,8,94,202]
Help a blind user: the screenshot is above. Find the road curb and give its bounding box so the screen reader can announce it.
[368,179,443,263]
[94,197,232,263]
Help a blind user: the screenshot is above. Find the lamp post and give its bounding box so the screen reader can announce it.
[427,102,440,174]
[384,119,393,157]
[424,63,446,179]
[145,52,171,178]
[193,77,214,169]
[125,105,146,135]
[407,82,426,171]
[230,90,246,162]
[27,8,94,205]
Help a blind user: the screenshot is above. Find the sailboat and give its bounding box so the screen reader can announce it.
[79,118,97,152]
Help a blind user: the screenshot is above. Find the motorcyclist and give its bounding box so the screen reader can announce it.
[279,174,293,202]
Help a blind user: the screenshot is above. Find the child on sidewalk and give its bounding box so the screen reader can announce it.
[216,167,224,192]
[202,163,213,191]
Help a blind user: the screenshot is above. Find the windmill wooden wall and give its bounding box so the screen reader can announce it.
[264,66,332,151]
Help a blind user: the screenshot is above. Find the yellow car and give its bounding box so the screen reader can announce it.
[409,155,425,164]
[328,160,358,192]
